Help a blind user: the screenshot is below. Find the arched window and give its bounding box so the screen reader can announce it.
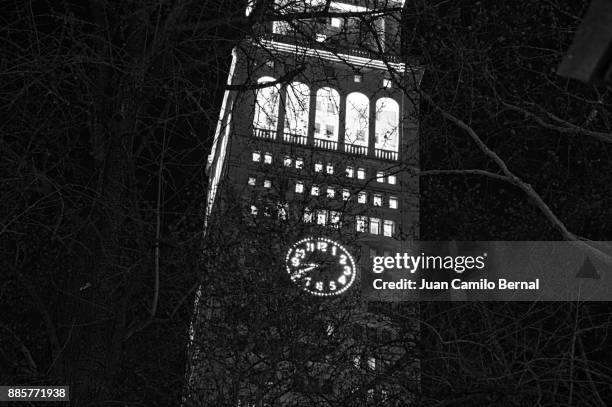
[253,76,280,132]
[284,82,309,137]
[375,98,399,151]
[315,87,340,142]
[345,92,369,147]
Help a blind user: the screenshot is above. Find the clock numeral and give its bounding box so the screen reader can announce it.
[343,266,352,276]
[291,257,300,267]
[329,281,337,291]
[316,242,328,252]
[295,248,306,259]
[315,281,323,291]
[304,277,311,287]
[306,242,315,252]
[331,245,337,256]
[338,275,347,285]
[339,254,347,265]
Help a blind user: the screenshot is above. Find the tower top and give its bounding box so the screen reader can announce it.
[253,0,407,61]
[273,0,406,11]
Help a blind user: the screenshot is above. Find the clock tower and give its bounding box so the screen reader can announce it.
[186,0,421,404]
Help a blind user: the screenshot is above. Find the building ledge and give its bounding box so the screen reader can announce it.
[255,34,408,72]
[250,127,400,162]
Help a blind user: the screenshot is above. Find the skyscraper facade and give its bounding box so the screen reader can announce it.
[186,0,421,405]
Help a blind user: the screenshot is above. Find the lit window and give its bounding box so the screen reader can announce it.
[381,389,389,402]
[331,17,342,28]
[327,187,335,198]
[295,181,304,194]
[250,205,258,215]
[272,21,291,35]
[375,97,399,152]
[284,156,292,167]
[346,166,354,178]
[367,356,376,370]
[383,78,392,88]
[373,194,382,206]
[326,323,335,336]
[311,185,320,196]
[315,87,340,142]
[303,208,313,223]
[316,34,326,42]
[389,196,398,209]
[342,189,350,200]
[252,151,261,162]
[295,157,304,169]
[345,92,369,148]
[356,216,367,232]
[278,203,288,220]
[266,60,274,68]
[357,168,365,179]
[317,210,327,225]
[354,74,362,83]
[388,174,397,185]
[358,192,367,204]
[326,163,334,174]
[314,162,323,172]
[330,211,340,227]
[353,355,361,367]
[264,153,272,164]
[370,218,380,235]
[264,180,272,188]
[376,171,385,182]
[383,220,395,237]
[253,77,280,131]
[284,82,309,137]
[248,176,256,186]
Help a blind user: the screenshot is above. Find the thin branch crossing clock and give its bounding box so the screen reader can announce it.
[285,237,357,297]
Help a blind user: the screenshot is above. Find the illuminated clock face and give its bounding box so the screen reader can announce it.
[286,237,357,297]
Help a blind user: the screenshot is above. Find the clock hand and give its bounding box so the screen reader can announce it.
[293,263,318,278]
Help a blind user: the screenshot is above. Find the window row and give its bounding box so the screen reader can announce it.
[249,203,289,219]
[352,74,393,89]
[356,216,396,237]
[253,78,400,152]
[250,151,398,184]
[247,203,397,236]
[247,176,398,209]
[354,355,378,370]
[248,204,343,229]
[302,208,342,228]
[271,11,387,55]
[294,181,398,209]
[247,176,273,189]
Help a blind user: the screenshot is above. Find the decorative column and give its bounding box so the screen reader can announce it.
[307,88,317,147]
[338,92,346,153]
[276,85,287,142]
[368,97,377,158]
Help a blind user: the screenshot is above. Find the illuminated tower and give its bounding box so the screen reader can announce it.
[206,0,421,257]
[187,0,422,405]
